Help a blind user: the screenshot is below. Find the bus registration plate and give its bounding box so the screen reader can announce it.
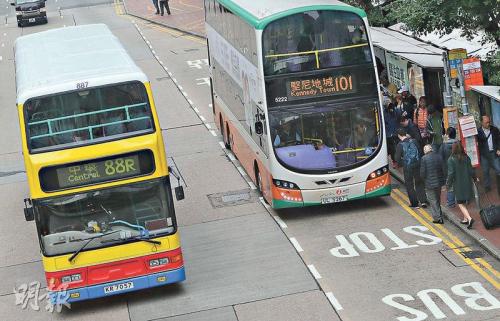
[104,281,134,294]
[321,196,347,204]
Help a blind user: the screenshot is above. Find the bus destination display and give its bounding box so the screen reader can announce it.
[287,74,355,101]
[40,150,155,191]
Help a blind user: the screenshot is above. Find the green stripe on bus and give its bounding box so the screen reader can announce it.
[216,1,367,29]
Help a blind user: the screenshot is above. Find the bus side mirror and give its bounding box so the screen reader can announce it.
[10,3,15,6]
[175,186,185,201]
[255,121,263,136]
[23,198,34,221]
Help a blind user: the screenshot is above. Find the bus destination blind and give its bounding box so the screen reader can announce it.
[40,150,155,191]
[287,74,355,100]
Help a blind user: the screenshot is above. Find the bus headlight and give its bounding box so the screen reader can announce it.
[273,179,300,190]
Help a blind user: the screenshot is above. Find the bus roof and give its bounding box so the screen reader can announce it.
[217,0,366,29]
[14,24,148,104]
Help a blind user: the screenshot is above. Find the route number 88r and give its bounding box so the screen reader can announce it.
[105,158,137,175]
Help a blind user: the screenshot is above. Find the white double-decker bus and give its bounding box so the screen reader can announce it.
[205,0,390,209]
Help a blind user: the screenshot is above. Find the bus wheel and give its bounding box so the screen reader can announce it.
[225,123,231,150]
[254,164,263,195]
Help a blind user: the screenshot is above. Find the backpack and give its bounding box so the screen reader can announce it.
[402,139,420,166]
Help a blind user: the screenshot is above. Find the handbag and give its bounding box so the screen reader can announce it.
[477,183,500,229]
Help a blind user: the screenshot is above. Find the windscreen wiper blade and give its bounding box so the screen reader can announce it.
[101,235,161,245]
[68,230,121,263]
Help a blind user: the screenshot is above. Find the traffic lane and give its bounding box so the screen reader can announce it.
[132,22,214,128]
[274,195,500,321]
[126,213,319,321]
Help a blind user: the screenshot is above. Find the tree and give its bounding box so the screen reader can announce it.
[388,0,500,47]
[343,0,394,26]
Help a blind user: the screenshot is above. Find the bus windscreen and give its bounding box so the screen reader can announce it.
[263,10,371,75]
[24,81,154,152]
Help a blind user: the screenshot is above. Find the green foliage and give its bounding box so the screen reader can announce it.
[343,0,393,26]
[483,51,500,86]
[388,0,500,47]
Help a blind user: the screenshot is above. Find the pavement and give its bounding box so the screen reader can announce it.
[122,0,206,37]
[121,0,500,260]
[390,163,500,261]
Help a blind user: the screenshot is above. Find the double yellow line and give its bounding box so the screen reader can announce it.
[391,188,499,289]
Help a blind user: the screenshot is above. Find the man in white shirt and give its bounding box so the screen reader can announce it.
[477,116,500,192]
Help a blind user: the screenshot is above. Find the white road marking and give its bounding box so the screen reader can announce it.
[1,43,4,47]
[181,91,187,97]
[210,130,217,137]
[218,141,226,149]
[208,103,213,108]
[151,49,156,55]
[193,107,200,113]
[178,85,183,90]
[187,99,193,105]
[227,153,236,161]
[326,292,343,311]
[273,216,288,229]
[289,237,304,252]
[205,123,211,130]
[168,71,172,76]
[248,181,257,190]
[236,166,247,177]
[199,115,206,122]
[0,56,3,61]
[172,77,177,83]
[307,264,322,279]
[159,61,164,65]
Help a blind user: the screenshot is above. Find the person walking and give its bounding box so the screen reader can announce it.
[398,115,422,154]
[159,0,171,16]
[446,142,477,229]
[395,127,427,208]
[439,127,458,207]
[398,85,416,118]
[414,96,430,146]
[420,144,445,224]
[384,102,400,163]
[477,115,500,192]
[426,105,444,152]
[152,0,160,14]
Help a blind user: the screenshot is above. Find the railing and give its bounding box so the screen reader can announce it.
[28,103,151,141]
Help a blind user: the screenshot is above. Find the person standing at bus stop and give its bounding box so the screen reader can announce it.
[395,127,427,208]
[420,144,445,224]
[446,142,477,229]
[159,0,171,16]
[477,115,500,193]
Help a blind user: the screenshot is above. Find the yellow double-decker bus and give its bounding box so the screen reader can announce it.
[15,24,185,303]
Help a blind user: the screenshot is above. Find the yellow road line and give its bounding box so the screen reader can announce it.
[393,188,500,279]
[150,24,205,44]
[391,191,499,289]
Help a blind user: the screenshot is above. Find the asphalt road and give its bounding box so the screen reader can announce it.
[0,1,498,321]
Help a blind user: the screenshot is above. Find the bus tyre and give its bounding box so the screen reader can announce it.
[255,166,263,195]
[225,124,231,150]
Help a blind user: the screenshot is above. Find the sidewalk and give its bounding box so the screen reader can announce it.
[123,0,206,37]
[390,163,500,260]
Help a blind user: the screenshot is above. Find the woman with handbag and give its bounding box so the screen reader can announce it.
[446,142,478,229]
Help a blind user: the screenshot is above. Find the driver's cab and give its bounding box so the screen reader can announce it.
[11,0,48,27]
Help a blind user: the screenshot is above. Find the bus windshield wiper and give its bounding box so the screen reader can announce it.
[101,234,161,246]
[68,230,121,263]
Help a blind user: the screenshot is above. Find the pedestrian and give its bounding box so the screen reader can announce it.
[420,144,445,224]
[398,85,416,119]
[446,142,477,229]
[477,115,500,193]
[439,127,458,207]
[414,96,430,146]
[398,115,422,153]
[152,0,159,14]
[426,105,444,152]
[159,0,171,16]
[394,94,412,119]
[384,102,399,163]
[395,127,427,208]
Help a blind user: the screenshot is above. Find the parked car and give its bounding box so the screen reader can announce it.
[11,0,47,27]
